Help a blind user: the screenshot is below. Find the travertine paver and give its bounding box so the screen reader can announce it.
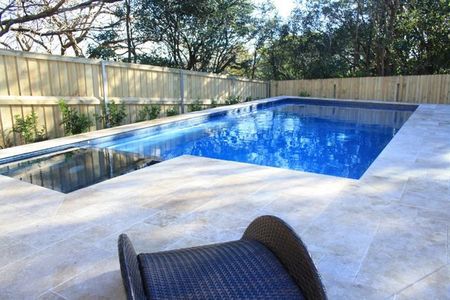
[0,102,449,299]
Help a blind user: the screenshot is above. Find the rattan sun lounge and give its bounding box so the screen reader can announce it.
[118,215,326,300]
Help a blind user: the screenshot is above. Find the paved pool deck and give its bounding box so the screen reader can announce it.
[0,101,449,299]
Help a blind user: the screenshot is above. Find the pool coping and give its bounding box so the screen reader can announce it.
[0,96,420,162]
[0,98,448,298]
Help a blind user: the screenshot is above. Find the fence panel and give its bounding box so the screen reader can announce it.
[271,75,450,104]
[0,49,267,148]
[1,49,449,149]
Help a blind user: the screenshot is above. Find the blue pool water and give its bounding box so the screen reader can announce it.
[95,99,415,179]
[0,98,416,192]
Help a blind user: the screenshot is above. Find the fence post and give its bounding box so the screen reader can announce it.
[395,76,401,102]
[179,69,185,113]
[267,81,271,98]
[231,76,236,96]
[100,61,110,127]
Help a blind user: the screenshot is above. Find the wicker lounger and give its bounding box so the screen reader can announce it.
[118,215,326,300]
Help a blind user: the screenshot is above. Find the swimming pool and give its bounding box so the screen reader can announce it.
[0,98,417,193]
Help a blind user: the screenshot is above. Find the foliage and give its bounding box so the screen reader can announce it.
[1,0,448,79]
[0,1,120,55]
[95,100,127,127]
[12,111,45,144]
[188,100,203,112]
[225,96,242,105]
[210,98,218,108]
[58,100,93,135]
[166,106,179,117]
[134,0,255,72]
[298,91,311,97]
[0,134,13,149]
[257,0,449,79]
[137,104,161,121]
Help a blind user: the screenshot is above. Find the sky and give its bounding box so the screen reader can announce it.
[272,0,296,19]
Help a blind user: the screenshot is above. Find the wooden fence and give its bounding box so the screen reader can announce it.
[0,49,268,147]
[0,48,448,148]
[271,75,450,104]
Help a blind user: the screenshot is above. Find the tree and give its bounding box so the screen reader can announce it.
[393,0,450,75]
[1,0,447,78]
[0,0,120,55]
[133,0,255,72]
[255,0,449,79]
[88,0,140,62]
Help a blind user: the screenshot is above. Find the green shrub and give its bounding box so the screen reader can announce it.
[137,104,161,121]
[58,100,93,135]
[95,100,127,127]
[0,135,13,149]
[166,106,179,116]
[225,95,241,105]
[244,96,253,102]
[12,111,46,144]
[210,98,218,108]
[188,99,203,112]
[298,91,311,97]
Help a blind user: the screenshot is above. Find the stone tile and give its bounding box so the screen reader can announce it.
[255,169,350,198]
[142,186,218,215]
[301,198,381,256]
[87,172,174,198]
[0,209,45,239]
[70,202,159,234]
[98,221,187,254]
[0,103,449,298]
[54,190,105,217]
[71,225,115,245]
[399,177,450,212]
[192,188,279,222]
[51,255,125,300]
[167,210,249,242]
[365,157,416,180]
[354,205,448,295]
[258,192,334,233]
[357,175,407,201]
[143,209,181,227]
[322,277,390,300]
[37,291,67,300]
[316,250,365,283]
[395,265,450,299]
[412,157,450,181]
[298,196,382,282]
[162,236,210,251]
[0,175,50,202]
[0,203,30,219]
[0,235,38,271]
[0,239,111,298]
[208,172,272,197]
[179,155,285,180]
[5,213,92,249]
[0,175,65,217]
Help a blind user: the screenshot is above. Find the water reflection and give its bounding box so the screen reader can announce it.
[107,104,413,179]
[0,148,160,193]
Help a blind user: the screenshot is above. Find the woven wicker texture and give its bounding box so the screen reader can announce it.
[118,234,147,300]
[242,216,327,300]
[138,240,304,299]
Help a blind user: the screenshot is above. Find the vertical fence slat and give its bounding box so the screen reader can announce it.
[5,56,20,96]
[273,75,450,104]
[0,49,447,148]
[0,56,9,95]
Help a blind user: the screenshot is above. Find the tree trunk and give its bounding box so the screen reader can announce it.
[125,0,133,62]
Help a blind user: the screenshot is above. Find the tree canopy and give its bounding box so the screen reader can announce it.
[0,0,448,79]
